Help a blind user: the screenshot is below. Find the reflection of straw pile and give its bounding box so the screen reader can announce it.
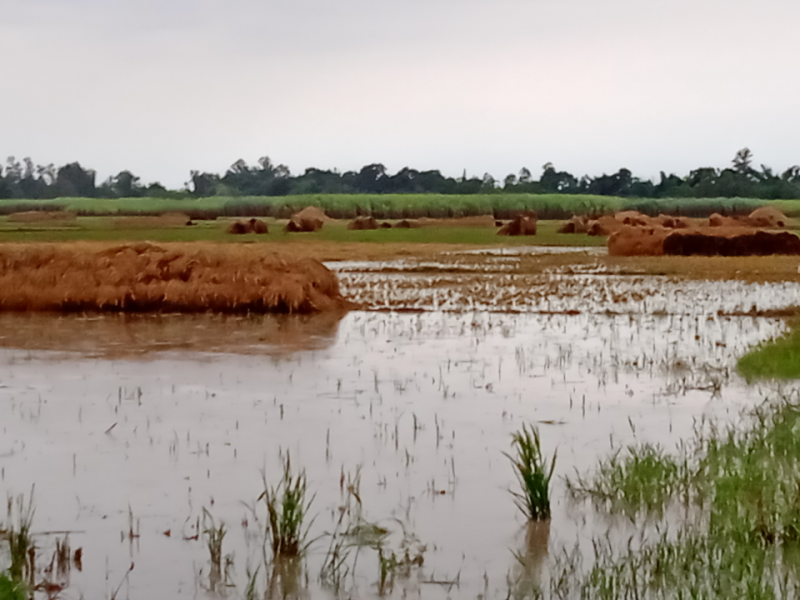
[0,243,352,313]
[7,211,77,223]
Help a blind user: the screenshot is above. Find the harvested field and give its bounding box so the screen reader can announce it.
[0,243,351,313]
[332,253,800,314]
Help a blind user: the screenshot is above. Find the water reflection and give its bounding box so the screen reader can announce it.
[510,521,551,596]
[0,311,345,358]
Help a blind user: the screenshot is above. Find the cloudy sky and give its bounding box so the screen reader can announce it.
[3,0,800,187]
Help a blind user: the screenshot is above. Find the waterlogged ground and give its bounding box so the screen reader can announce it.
[332,249,800,314]
[0,250,798,599]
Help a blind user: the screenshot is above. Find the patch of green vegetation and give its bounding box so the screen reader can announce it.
[548,396,800,599]
[0,193,626,220]
[738,320,800,381]
[624,196,764,218]
[0,574,27,600]
[566,443,693,515]
[260,455,316,559]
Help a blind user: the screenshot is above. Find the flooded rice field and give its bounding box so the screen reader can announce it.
[1,252,798,599]
[332,252,800,314]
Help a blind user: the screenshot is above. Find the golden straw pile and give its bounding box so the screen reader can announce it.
[0,242,352,313]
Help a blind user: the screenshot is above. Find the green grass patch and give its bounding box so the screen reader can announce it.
[738,320,800,381]
[0,216,607,247]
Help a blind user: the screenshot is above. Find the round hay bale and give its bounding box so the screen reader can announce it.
[498,212,537,236]
[249,218,268,234]
[586,220,611,236]
[347,216,378,230]
[227,221,251,234]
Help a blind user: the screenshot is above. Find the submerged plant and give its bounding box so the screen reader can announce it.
[505,424,556,521]
[259,454,316,559]
[202,508,227,590]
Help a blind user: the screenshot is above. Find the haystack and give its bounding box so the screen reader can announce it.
[608,226,669,256]
[8,211,77,223]
[615,211,650,227]
[747,207,788,228]
[227,221,251,234]
[0,243,353,313]
[557,216,589,234]
[286,206,327,233]
[347,216,378,230]
[379,222,393,229]
[586,220,611,236]
[708,213,734,227]
[663,230,800,256]
[394,219,420,229]
[249,218,269,234]
[497,211,537,236]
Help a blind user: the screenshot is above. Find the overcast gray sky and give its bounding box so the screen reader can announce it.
[3,0,800,187]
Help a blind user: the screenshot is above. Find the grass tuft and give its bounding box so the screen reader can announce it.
[3,489,35,584]
[259,454,316,559]
[737,319,800,381]
[505,424,556,522]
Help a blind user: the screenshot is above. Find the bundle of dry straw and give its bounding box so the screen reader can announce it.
[0,242,352,313]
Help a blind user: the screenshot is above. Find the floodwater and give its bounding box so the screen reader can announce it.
[0,264,797,599]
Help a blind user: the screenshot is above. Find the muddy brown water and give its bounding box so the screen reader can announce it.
[0,263,797,599]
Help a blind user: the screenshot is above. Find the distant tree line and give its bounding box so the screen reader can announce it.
[1,148,799,200]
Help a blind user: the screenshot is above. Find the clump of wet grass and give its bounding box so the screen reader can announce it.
[259,455,316,559]
[738,319,800,381]
[505,424,556,521]
[202,508,227,590]
[566,443,693,515]
[3,489,35,584]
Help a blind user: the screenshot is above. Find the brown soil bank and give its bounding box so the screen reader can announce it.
[0,243,352,313]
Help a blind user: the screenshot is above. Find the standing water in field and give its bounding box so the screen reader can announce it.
[0,297,792,599]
